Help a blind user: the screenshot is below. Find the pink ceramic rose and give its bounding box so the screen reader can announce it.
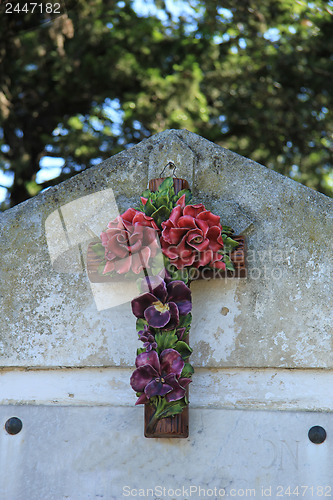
[100,208,160,274]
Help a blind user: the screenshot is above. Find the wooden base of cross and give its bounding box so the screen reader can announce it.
[86,177,246,438]
[144,389,189,438]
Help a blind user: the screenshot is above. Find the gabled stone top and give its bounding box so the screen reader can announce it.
[0,129,332,368]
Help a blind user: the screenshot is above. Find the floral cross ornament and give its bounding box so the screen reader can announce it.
[91,176,242,436]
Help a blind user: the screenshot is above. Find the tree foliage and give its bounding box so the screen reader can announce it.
[0,0,332,210]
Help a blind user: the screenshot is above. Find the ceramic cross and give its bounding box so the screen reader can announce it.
[87,177,246,438]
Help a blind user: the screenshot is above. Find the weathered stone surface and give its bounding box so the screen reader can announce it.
[0,129,332,368]
[147,132,195,185]
[0,405,331,499]
[1,367,333,412]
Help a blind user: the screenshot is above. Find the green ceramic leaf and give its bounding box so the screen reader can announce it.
[178,313,192,329]
[158,398,187,419]
[222,225,234,236]
[223,236,239,253]
[155,193,169,208]
[223,255,235,271]
[174,340,193,360]
[136,318,148,332]
[158,177,174,191]
[181,363,194,378]
[155,331,178,352]
[175,189,192,205]
[151,205,171,226]
[175,189,187,198]
[144,199,156,216]
[141,189,151,198]
[150,252,165,276]
[167,186,174,198]
[98,262,106,275]
[165,265,189,283]
[92,243,105,258]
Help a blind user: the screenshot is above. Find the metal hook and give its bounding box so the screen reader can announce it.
[159,161,177,178]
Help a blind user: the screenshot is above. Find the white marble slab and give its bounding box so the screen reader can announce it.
[1,406,331,500]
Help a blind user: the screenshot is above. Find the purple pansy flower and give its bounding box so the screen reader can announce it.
[138,325,157,352]
[131,276,192,330]
[130,349,191,405]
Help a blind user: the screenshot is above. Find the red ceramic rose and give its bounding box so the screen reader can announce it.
[160,195,226,270]
[100,208,160,275]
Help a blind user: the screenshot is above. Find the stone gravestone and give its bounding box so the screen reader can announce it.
[0,129,332,500]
